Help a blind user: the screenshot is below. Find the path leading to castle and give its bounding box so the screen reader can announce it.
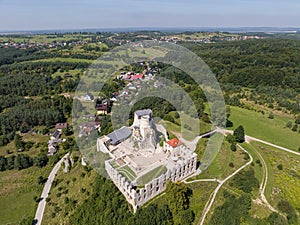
[217,127,300,156]
[197,144,253,225]
[185,128,299,225]
[34,153,69,225]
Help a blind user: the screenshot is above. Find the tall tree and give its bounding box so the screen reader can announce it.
[14,134,24,150]
[233,125,245,143]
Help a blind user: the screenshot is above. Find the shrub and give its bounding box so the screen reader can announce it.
[268,112,274,119]
[286,121,293,128]
[292,124,298,132]
[230,143,237,152]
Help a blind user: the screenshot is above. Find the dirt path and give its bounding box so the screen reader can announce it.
[251,145,277,212]
[198,144,253,225]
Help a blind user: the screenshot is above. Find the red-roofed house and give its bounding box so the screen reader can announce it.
[131,73,144,80]
[164,138,182,156]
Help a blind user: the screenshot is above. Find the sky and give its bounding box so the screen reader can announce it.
[0,0,299,31]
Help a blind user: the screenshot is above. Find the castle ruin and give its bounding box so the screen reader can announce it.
[97,109,198,212]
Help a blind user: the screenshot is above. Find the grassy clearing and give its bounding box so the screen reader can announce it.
[169,111,214,135]
[117,165,136,181]
[52,69,82,77]
[0,141,15,157]
[189,136,247,181]
[136,166,167,186]
[229,106,300,151]
[189,182,218,225]
[0,164,52,225]
[249,200,273,220]
[240,143,265,188]
[249,142,300,210]
[0,192,36,225]
[24,57,93,64]
[43,161,96,225]
[0,133,49,157]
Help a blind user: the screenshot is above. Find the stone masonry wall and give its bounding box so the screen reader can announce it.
[105,154,197,212]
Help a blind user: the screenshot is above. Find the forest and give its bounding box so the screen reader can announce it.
[69,176,194,225]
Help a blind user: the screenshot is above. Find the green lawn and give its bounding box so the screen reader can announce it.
[247,141,300,209]
[136,166,167,186]
[0,192,36,225]
[229,106,300,151]
[0,164,52,225]
[117,165,137,182]
[189,136,247,180]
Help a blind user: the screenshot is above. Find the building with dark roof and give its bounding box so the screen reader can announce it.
[107,126,132,146]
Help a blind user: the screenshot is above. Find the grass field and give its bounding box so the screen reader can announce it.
[43,161,96,225]
[0,164,52,225]
[229,106,300,151]
[136,166,167,186]
[0,34,93,44]
[0,133,49,157]
[23,57,94,64]
[117,165,137,181]
[248,142,300,210]
[189,136,248,181]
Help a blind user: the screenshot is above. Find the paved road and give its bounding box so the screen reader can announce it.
[184,178,220,184]
[177,130,217,151]
[245,135,300,156]
[199,144,253,225]
[34,153,69,225]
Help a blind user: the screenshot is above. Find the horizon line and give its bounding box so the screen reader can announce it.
[1,26,300,33]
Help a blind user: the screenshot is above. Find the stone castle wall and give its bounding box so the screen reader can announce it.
[105,154,197,212]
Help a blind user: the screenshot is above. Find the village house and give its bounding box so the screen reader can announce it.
[96,104,108,115]
[55,123,68,131]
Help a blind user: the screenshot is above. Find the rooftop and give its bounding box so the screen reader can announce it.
[107,126,132,145]
[55,123,68,130]
[166,138,182,148]
[135,109,152,117]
